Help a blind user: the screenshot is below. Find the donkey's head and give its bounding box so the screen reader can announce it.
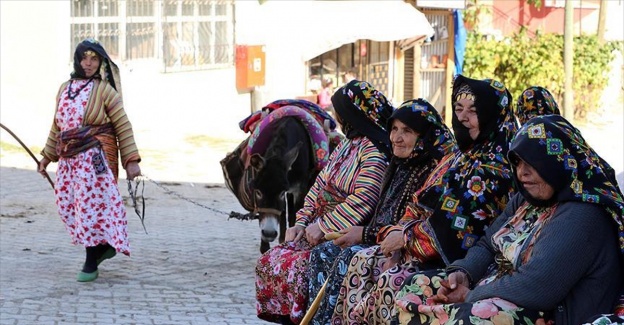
[250,142,302,243]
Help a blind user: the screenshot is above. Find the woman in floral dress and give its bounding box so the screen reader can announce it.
[38,38,141,282]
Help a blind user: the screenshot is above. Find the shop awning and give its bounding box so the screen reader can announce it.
[259,0,435,61]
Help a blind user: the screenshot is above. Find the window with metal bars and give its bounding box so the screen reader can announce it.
[70,0,234,72]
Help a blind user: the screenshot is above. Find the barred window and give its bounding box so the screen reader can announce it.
[162,0,234,71]
[70,0,120,59]
[70,0,234,72]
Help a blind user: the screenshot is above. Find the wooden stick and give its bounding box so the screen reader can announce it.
[300,231,342,324]
[0,122,54,189]
[300,279,328,325]
[324,232,343,240]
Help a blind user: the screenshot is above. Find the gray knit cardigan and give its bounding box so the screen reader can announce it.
[451,193,623,325]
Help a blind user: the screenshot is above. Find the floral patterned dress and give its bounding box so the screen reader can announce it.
[54,79,130,255]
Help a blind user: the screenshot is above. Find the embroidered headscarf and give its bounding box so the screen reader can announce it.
[367,99,457,244]
[331,80,394,159]
[402,76,519,265]
[515,86,561,125]
[388,99,457,165]
[451,75,515,151]
[509,115,624,253]
[71,38,123,98]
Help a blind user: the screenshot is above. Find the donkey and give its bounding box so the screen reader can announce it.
[249,117,318,253]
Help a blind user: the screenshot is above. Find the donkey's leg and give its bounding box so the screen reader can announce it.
[278,210,287,244]
[260,240,270,254]
[287,193,296,227]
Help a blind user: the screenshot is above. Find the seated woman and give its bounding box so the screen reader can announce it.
[306,99,457,325]
[255,80,394,324]
[332,75,519,325]
[394,114,624,325]
[516,85,619,190]
[515,86,560,125]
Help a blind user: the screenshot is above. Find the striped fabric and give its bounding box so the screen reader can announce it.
[42,79,140,179]
[295,136,387,234]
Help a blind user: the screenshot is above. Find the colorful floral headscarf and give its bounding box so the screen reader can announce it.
[515,86,561,125]
[402,76,519,265]
[509,115,624,253]
[331,80,394,159]
[371,99,457,244]
[71,38,123,98]
[389,99,457,164]
[451,75,517,152]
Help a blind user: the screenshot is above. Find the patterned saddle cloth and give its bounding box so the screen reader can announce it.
[220,99,343,212]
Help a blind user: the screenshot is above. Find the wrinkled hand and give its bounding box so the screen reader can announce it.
[380,230,404,257]
[125,161,141,180]
[38,157,51,178]
[285,225,305,242]
[430,271,470,304]
[305,222,325,246]
[382,250,401,272]
[333,226,363,248]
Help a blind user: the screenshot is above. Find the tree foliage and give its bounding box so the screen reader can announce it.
[463,30,621,119]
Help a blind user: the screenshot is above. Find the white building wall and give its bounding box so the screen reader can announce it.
[234,0,309,103]
[1,1,253,155]
[1,1,71,148]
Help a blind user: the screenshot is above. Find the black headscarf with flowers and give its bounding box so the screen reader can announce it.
[451,75,516,152]
[401,76,519,265]
[388,99,457,166]
[331,80,394,159]
[515,86,561,125]
[364,99,458,244]
[509,115,624,253]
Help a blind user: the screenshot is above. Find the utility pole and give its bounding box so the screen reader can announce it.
[597,0,607,44]
[563,0,574,122]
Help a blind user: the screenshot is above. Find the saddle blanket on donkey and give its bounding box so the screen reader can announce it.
[220,99,343,215]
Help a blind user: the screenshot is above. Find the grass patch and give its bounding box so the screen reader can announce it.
[0,141,22,152]
[0,141,41,154]
[0,141,43,162]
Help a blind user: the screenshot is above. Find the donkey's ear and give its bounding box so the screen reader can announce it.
[284,141,303,170]
[250,153,265,171]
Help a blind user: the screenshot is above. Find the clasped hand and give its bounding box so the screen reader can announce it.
[427,271,470,305]
[284,223,325,246]
[380,230,404,271]
[333,226,363,248]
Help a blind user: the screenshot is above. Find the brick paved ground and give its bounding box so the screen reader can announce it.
[0,166,268,325]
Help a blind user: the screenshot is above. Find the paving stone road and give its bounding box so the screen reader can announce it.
[0,166,268,325]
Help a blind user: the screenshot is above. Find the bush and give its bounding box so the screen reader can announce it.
[463,30,620,120]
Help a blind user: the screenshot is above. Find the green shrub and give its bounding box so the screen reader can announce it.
[463,30,620,120]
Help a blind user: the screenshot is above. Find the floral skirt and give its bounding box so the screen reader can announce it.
[255,239,313,323]
[393,269,551,325]
[56,148,129,255]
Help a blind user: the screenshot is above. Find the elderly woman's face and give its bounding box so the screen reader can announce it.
[390,119,419,159]
[454,98,480,140]
[515,158,555,201]
[80,54,101,78]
